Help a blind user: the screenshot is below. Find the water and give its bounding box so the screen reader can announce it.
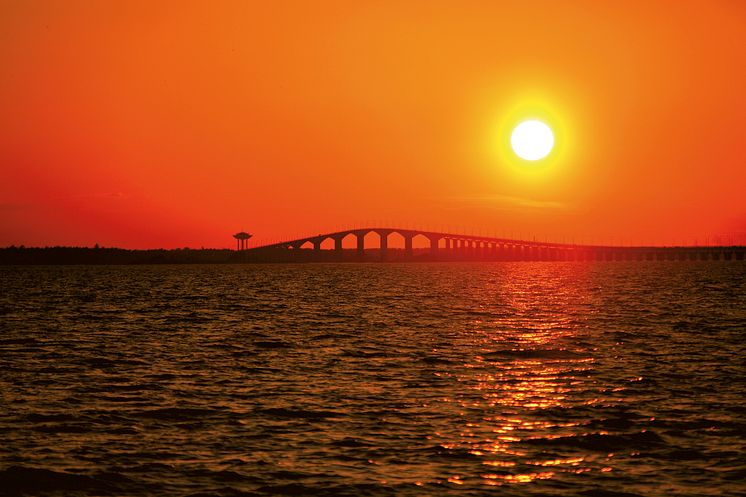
[1,262,744,496]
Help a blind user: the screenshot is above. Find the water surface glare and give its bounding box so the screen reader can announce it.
[1,263,745,496]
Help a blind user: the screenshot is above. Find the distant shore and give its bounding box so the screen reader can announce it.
[0,246,239,265]
[1,245,745,264]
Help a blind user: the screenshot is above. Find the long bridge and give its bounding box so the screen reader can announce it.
[244,227,745,262]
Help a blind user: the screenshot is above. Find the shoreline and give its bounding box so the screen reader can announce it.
[2,246,744,265]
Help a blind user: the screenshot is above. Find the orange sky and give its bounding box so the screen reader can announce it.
[2,1,745,248]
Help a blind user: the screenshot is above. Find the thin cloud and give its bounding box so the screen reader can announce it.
[48,192,132,204]
[64,192,130,200]
[447,193,568,211]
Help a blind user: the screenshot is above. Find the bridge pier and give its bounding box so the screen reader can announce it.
[404,234,413,258]
[377,231,389,261]
[428,235,441,257]
[356,233,365,259]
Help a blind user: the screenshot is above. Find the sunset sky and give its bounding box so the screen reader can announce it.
[2,1,745,248]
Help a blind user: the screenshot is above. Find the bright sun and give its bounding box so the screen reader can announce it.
[510,120,554,161]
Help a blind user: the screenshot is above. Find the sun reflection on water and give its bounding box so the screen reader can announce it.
[434,264,610,486]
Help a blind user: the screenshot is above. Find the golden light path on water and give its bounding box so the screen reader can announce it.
[430,264,615,487]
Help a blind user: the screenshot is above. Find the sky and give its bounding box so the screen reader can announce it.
[2,0,745,248]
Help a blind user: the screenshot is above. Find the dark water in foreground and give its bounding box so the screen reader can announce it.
[1,263,745,497]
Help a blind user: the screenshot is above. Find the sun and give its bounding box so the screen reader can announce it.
[510,120,554,161]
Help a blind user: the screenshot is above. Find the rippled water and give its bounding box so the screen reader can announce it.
[1,263,745,496]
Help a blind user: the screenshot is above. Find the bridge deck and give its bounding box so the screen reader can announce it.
[244,227,744,262]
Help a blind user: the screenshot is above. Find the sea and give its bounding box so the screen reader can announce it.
[1,262,745,497]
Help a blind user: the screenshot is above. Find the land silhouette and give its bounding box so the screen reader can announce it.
[2,226,744,265]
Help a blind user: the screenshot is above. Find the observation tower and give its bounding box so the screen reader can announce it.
[233,232,252,251]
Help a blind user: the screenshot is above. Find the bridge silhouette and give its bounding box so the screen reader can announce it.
[245,227,745,262]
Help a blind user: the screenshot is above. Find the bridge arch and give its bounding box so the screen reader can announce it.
[338,231,360,249]
[297,240,314,250]
[318,237,335,250]
[362,230,381,250]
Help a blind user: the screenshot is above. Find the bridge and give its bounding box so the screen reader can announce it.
[244,227,745,262]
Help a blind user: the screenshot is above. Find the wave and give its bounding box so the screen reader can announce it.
[522,430,665,451]
[255,407,343,420]
[0,466,136,495]
[482,348,589,360]
[133,407,223,420]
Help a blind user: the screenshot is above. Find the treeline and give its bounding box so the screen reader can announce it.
[0,246,243,265]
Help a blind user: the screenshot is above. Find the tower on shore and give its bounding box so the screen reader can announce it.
[233,232,252,251]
